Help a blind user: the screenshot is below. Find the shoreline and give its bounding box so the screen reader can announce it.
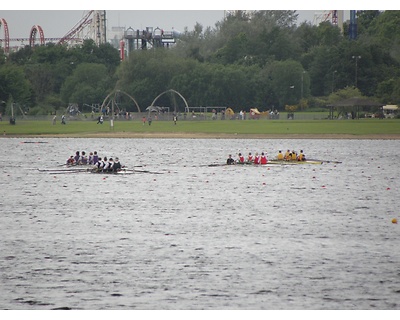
[1,132,400,139]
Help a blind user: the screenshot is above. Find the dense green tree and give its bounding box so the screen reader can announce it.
[60,63,114,105]
[2,9,400,113]
[267,60,308,107]
[0,64,32,113]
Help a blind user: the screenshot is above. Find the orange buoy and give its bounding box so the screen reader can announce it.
[392,218,398,224]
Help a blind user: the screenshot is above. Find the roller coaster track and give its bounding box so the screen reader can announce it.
[0,11,94,54]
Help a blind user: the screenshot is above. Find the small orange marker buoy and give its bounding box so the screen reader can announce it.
[392,218,397,224]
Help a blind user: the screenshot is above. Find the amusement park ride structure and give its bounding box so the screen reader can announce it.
[1,10,355,57]
[0,10,179,59]
[0,10,107,54]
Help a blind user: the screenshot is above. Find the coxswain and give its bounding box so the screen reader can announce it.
[297,150,306,161]
[277,150,284,160]
[247,152,254,163]
[254,153,260,165]
[113,157,122,172]
[260,152,268,165]
[66,156,75,165]
[226,154,235,165]
[237,153,245,163]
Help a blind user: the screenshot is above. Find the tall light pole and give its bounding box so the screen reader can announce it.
[352,55,361,88]
[332,70,337,93]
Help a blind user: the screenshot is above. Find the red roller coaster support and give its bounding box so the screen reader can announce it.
[0,18,10,54]
[29,25,45,47]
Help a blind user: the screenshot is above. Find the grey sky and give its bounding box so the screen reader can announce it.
[0,10,330,40]
[1,11,226,39]
[1,0,394,41]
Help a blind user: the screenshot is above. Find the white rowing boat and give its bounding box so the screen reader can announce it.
[37,168,164,175]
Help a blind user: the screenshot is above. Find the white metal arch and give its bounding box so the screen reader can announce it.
[150,89,189,114]
[101,89,141,113]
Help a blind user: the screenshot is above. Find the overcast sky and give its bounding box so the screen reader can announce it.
[1,10,340,40]
[1,1,393,40]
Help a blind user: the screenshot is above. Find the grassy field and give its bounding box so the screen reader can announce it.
[1,118,400,138]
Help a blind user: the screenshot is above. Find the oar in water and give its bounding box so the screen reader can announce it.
[133,169,165,174]
[307,158,342,164]
[37,168,90,172]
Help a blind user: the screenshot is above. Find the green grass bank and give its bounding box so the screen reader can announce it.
[1,118,400,139]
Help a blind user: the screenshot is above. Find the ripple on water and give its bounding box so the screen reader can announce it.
[0,138,399,309]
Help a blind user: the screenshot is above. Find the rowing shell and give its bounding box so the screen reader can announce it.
[207,160,323,167]
[37,168,164,175]
[268,160,323,165]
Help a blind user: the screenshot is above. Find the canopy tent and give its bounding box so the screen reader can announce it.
[326,97,384,119]
[382,105,398,111]
[225,108,235,116]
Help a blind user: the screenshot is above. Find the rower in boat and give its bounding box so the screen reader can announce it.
[88,152,94,165]
[247,152,254,163]
[103,158,114,172]
[227,154,235,165]
[277,150,284,160]
[74,151,80,163]
[297,150,306,161]
[284,150,291,160]
[79,151,88,165]
[237,153,245,164]
[92,151,99,165]
[94,157,105,172]
[291,150,297,161]
[254,153,260,164]
[260,152,268,164]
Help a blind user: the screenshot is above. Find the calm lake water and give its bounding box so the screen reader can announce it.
[0,137,399,310]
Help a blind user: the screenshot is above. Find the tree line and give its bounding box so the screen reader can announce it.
[1,10,400,116]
